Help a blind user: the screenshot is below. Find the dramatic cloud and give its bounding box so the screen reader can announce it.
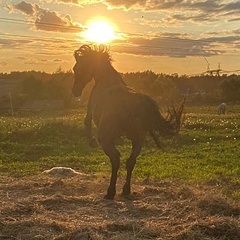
[161,0,240,24]
[112,26,240,58]
[104,0,240,23]
[200,29,240,53]
[14,1,37,15]
[11,1,83,33]
[112,34,226,58]
[35,10,82,32]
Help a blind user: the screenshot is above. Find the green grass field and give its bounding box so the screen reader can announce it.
[0,105,239,198]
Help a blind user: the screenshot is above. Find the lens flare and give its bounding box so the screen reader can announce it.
[83,20,116,44]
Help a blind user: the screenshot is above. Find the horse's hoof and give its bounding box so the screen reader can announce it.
[103,194,114,200]
[122,185,131,196]
[121,191,130,196]
[121,189,131,198]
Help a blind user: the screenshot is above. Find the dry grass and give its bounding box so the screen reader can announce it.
[0,172,239,240]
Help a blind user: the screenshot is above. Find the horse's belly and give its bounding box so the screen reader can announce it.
[92,90,151,137]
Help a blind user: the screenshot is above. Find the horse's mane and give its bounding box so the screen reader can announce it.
[74,44,112,63]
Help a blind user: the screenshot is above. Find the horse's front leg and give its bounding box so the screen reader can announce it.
[84,87,98,148]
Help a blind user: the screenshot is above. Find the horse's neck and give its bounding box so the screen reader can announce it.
[94,64,126,88]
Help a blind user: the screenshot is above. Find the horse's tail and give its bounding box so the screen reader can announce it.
[148,98,185,148]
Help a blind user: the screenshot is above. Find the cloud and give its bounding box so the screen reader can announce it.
[167,12,218,25]
[0,38,31,49]
[203,28,240,38]
[228,18,240,22]
[14,1,37,15]
[48,0,90,4]
[132,17,180,28]
[104,0,240,23]
[55,0,79,4]
[105,0,146,8]
[11,1,83,33]
[201,28,240,54]
[111,26,240,58]
[161,0,240,24]
[112,34,224,58]
[15,56,28,60]
[35,10,82,32]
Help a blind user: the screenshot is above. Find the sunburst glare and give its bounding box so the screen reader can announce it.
[83,20,116,44]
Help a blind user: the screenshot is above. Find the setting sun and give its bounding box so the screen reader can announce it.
[83,20,116,44]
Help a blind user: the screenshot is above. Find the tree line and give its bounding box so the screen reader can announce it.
[0,69,240,108]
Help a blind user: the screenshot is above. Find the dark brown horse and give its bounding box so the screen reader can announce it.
[72,45,184,199]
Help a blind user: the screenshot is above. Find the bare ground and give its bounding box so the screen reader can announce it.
[0,172,240,240]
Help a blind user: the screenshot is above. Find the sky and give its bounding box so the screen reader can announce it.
[0,0,240,75]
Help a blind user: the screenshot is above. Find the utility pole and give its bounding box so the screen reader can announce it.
[204,58,210,72]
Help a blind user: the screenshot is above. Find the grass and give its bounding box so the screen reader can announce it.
[0,105,240,198]
[0,105,240,240]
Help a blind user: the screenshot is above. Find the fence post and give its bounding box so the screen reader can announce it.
[9,93,14,116]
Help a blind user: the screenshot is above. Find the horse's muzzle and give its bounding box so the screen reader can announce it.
[72,84,83,97]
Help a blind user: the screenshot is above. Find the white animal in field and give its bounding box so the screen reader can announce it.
[43,167,83,178]
[217,103,227,114]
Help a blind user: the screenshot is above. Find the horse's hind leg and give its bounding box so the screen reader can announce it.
[122,138,144,197]
[100,139,120,199]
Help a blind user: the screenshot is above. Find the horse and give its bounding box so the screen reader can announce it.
[217,102,227,114]
[72,45,184,199]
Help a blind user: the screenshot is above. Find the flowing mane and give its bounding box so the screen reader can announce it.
[74,44,112,63]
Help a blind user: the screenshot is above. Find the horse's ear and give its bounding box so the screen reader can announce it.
[80,44,92,53]
[74,45,92,61]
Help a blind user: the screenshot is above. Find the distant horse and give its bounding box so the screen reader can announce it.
[217,103,227,114]
[72,45,184,199]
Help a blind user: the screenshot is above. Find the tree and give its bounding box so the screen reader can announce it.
[220,77,240,102]
[20,75,44,100]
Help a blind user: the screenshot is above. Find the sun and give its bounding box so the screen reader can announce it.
[83,20,116,44]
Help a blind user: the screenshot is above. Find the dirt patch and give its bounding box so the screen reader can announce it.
[0,174,239,240]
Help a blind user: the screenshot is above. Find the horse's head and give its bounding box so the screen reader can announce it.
[72,45,95,97]
[72,44,111,97]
